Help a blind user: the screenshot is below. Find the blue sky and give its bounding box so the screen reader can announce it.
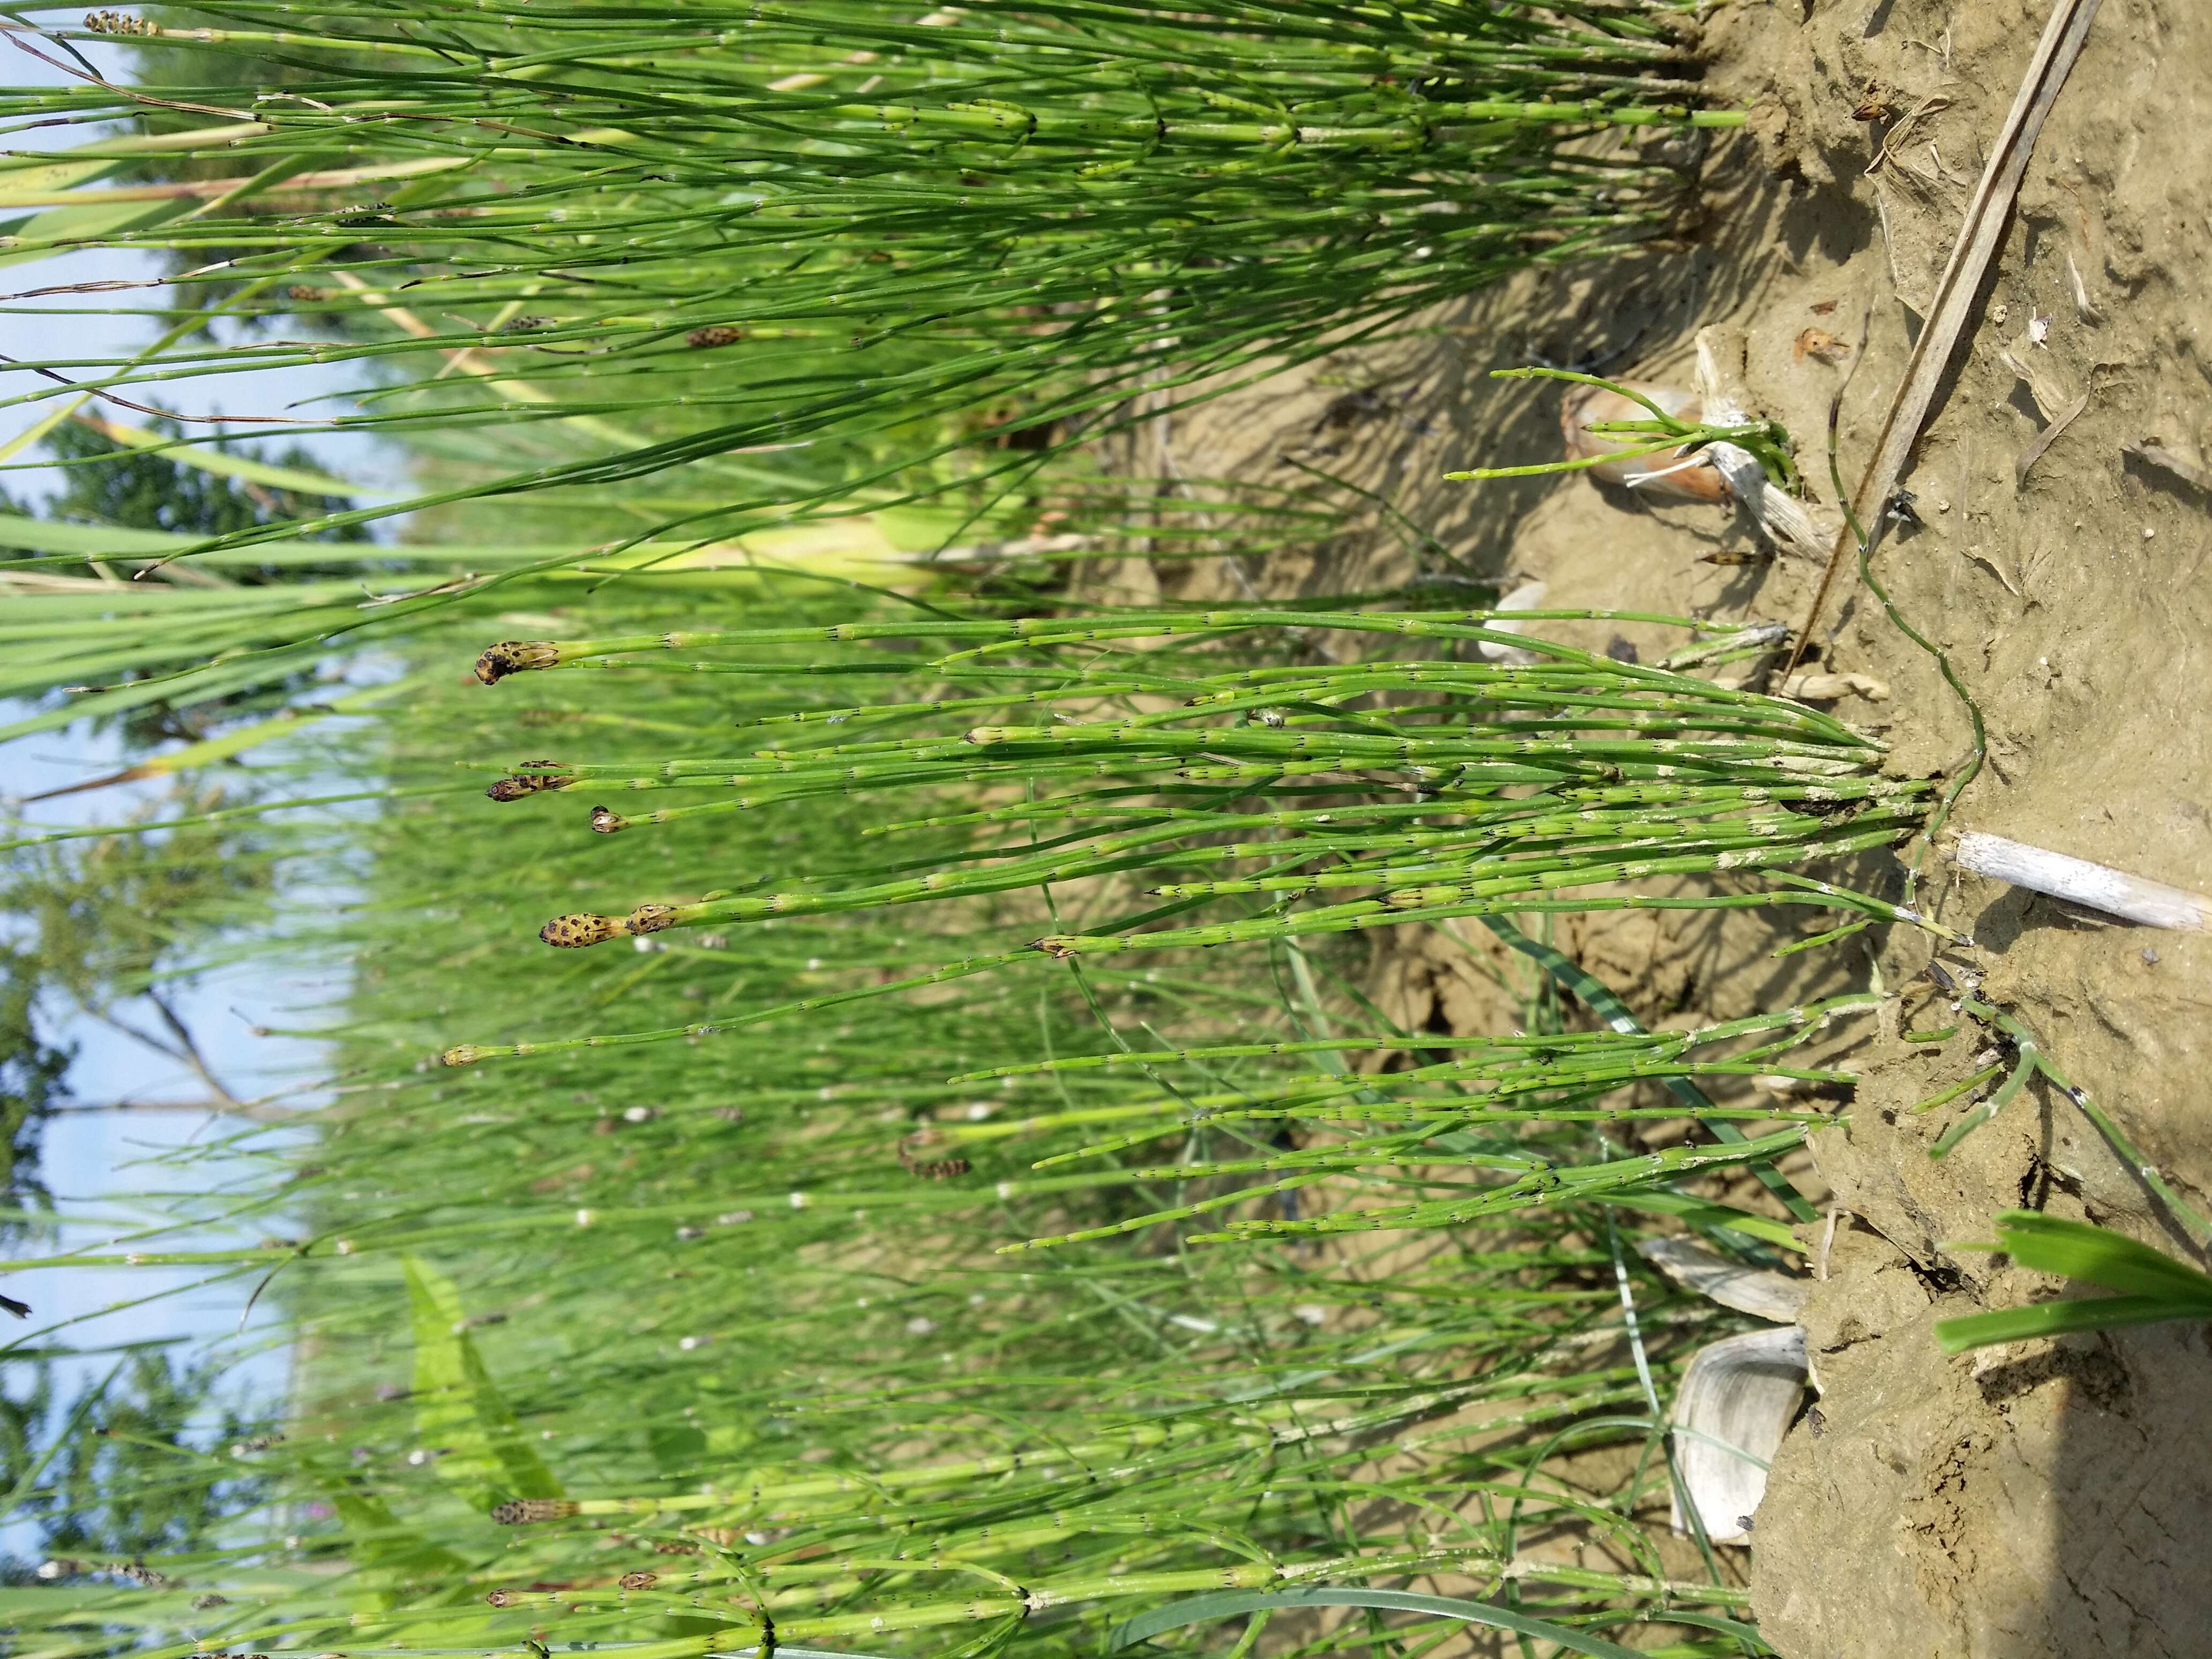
[3,22,409,507]
[2,18,398,1561]
[0,711,341,1561]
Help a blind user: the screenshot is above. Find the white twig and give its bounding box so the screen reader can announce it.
[1946,831,2212,930]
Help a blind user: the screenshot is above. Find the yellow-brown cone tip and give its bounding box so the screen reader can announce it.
[490,1498,578,1525]
[474,640,562,685]
[541,913,628,948]
[440,1045,489,1067]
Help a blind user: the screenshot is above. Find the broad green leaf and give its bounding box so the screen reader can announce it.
[0,513,185,558]
[0,196,195,268]
[325,1486,470,1612]
[0,156,128,201]
[0,397,84,465]
[1478,915,1820,1222]
[1964,1210,2212,1303]
[1936,1295,2196,1354]
[0,637,339,743]
[23,671,434,801]
[402,1254,563,1509]
[1937,1212,2212,1353]
[69,413,398,500]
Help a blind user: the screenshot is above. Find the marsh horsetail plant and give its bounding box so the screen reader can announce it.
[470,607,1946,968]
[0,16,1899,1655]
[432,602,1931,1246]
[3,2,1739,545]
[1,597,1829,1659]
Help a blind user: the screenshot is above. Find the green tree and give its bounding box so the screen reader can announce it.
[0,939,72,1249]
[1,408,339,1223]
[39,415,366,557]
[1,1351,275,1574]
[2,793,277,1113]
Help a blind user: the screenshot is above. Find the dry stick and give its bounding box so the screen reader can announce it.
[0,350,291,427]
[1784,0,2105,675]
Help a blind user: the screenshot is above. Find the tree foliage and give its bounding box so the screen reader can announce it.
[39,417,365,555]
[0,1351,275,1572]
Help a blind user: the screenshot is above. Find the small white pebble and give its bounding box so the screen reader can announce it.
[2143,526,2156,540]
[1292,1304,1328,1327]
[905,1316,937,1335]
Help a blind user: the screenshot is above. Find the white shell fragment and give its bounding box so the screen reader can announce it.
[1777,670,1889,702]
[1639,1236,1810,1324]
[1692,328,1834,563]
[1946,831,2212,931]
[1670,1325,1809,1545]
[1560,381,1730,501]
[1474,579,1550,666]
[1555,330,1833,562]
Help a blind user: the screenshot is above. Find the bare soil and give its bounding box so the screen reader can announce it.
[1103,1,2212,1651]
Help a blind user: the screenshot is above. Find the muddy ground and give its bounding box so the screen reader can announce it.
[1104,1,2212,1653]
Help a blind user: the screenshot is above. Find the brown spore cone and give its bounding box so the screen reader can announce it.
[475,640,562,684]
[541,913,627,948]
[490,1498,578,1525]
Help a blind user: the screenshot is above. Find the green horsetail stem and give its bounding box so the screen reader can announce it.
[484,1367,1613,1528]
[487,1529,1749,1612]
[951,990,1884,1082]
[438,608,1963,1078]
[471,610,1807,686]
[11,1,1740,564]
[455,1535,1748,1659]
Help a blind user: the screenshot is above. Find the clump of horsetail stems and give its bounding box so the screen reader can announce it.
[4,2,1738,547]
[468,607,1951,980]
[1,600,1810,1659]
